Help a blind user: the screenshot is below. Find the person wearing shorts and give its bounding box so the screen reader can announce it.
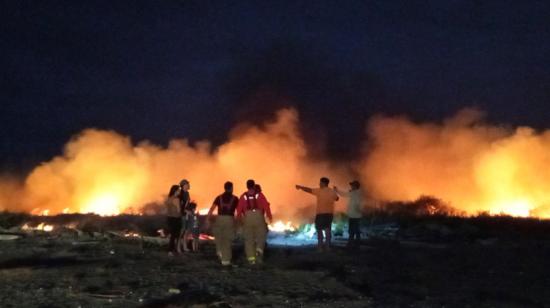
[296,177,339,252]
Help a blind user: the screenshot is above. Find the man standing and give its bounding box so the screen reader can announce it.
[207,181,239,266]
[237,179,272,265]
[296,177,339,251]
[334,180,363,249]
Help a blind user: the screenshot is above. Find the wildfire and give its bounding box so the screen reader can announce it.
[268,220,296,232]
[362,109,550,219]
[5,108,550,220]
[82,194,121,216]
[22,223,54,232]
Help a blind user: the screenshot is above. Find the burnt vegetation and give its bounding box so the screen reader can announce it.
[2,208,550,307]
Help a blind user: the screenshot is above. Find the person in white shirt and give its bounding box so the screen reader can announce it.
[334,180,363,249]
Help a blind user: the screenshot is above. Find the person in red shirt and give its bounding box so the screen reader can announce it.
[237,179,272,265]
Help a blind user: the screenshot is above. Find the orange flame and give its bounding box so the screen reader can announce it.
[1,109,347,222]
[361,109,550,218]
[3,108,550,220]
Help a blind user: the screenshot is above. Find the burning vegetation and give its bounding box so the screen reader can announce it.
[2,108,550,221]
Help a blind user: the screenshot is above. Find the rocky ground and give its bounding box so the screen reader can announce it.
[1,214,550,307]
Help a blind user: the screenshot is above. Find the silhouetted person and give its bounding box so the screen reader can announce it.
[334,180,363,249]
[296,177,339,252]
[165,184,182,256]
[237,179,272,265]
[177,179,191,253]
[207,181,239,266]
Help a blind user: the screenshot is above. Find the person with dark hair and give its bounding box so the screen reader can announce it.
[296,177,339,252]
[177,179,191,253]
[237,179,272,265]
[207,181,239,266]
[334,180,363,249]
[165,184,182,256]
[254,184,262,193]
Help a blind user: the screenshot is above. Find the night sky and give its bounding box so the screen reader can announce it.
[2,0,550,171]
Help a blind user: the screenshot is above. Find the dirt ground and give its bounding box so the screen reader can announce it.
[1,230,549,308]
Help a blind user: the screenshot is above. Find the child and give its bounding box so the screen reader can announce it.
[189,203,200,252]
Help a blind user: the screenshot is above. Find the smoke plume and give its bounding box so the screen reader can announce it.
[3,107,550,220]
[0,108,349,222]
[360,108,550,217]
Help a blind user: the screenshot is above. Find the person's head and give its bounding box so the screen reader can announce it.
[320,177,330,188]
[188,202,197,212]
[349,180,360,190]
[224,181,233,194]
[254,184,262,193]
[180,179,190,191]
[168,184,181,197]
[246,179,256,190]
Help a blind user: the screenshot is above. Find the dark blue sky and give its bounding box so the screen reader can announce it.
[2,0,550,171]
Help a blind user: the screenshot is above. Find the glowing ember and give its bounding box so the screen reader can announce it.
[199,233,215,240]
[124,232,141,238]
[22,223,54,232]
[198,208,209,215]
[62,208,70,214]
[268,220,296,232]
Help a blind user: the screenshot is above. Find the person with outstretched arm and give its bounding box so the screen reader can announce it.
[334,180,363,250]
[296,177,339,252]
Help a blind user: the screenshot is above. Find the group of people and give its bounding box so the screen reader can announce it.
[165,176,363,266]
[296,177,363,251]
[165,179,199,254]
[165,179,272,266]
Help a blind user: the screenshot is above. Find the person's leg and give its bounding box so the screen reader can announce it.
[219,216,234,265]
[349,218,360,249]
[350,218,357,241]
[254,213,267,264]
[324,214,333,250]
[182,230,190,251]
[167,217,176,253]
[213,219,223,260]
[325,227,332,250]
[353,218,361,243]
[243,214,256,264]
[315,214,324,251]
[225,218,235,264]
[176,231,184,254]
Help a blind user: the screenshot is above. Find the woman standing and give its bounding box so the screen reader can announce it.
[165,184,182,256]
[178,179,191,253]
